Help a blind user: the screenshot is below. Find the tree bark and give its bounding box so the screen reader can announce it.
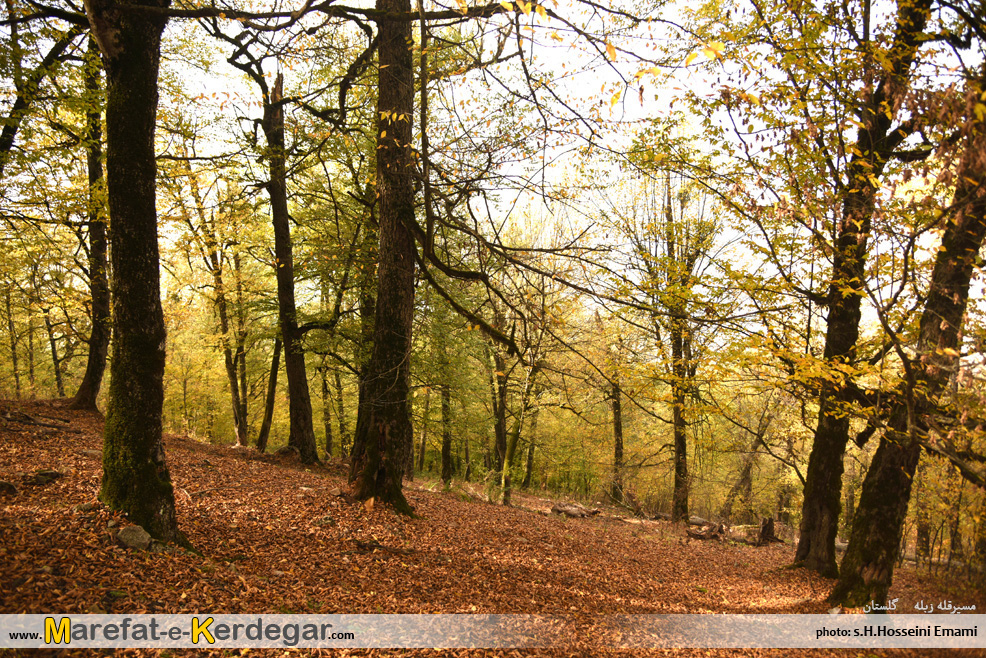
[261,73,318,463]
[335,371,348,456]
[830,70,986,605]
[42,310,64,397]
[348,0,416,514]
[4,287,20,398]
[86,0,186,545]
[417,386,430,472]
[611,375,624,503]
[321,361,333,457]
[70,38,110,411]
[670,316,689,522]
[441,383,452,486]
[256,336,282,453]
[795,0,933,577]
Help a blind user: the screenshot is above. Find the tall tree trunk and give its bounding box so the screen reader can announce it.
[86,0,186,545]
[261,74,317,463]
[501,364,538,506]
[321,361,333,457]
[4,288,20,398]
[795,0,933,578]
[522,404,540,489]
[234,250,249,433]
[335,371,348,456]
[441,383,452,486]
[42,310,64,397]
[489,346,508,472]
[348,0,416,514]
[830,73,986,605]
[417,386,430,472]
[256,336,282,453]
[70,38,110,411]
[670,317,689,522]
[611,375,624,503]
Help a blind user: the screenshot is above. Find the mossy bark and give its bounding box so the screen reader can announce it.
[87,0,186,546]
[348,0,415,515]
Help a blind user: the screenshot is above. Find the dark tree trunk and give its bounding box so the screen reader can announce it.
[441,383,452,486]
[611,375,624,502]
[234,251,248,433]
[490,347,508,472]
[335,371,348,456]
[42,310,64,397]
[86,0,186,545]
[321,361,333,457]
[4,288,20,398]
[256,336,282,453]
[261,74,318,463]
[522,404,540,489]
[348,0,416,514]
[830,74,986,605]
[670,317,689,522]
[796,0,933,578]
[70,39,110,411]
[417,386,430,472]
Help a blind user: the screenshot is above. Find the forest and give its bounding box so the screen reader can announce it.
[1,0,986,640]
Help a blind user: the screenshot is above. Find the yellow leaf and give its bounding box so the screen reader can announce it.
[610,89,621,107]
[684,51,699,66]
[974,103,986,122]
[535,3,547,19]
[518,0,531,15]
[381,130,387,138]
[943,347,960,357]
[499,0,513,9]
[606,41,617,61]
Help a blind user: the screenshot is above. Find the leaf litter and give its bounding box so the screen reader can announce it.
[1,400,982,658]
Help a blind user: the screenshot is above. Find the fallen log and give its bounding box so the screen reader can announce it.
[686,523,726,540]
[551,502,600,518]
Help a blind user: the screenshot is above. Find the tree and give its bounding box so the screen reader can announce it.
[86,0,187,544]
[69,39,109,411]
[831,64,986,606]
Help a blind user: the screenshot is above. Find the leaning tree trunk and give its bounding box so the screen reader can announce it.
[830,74,986,606]
[348,0,415,514]
[86,0,186,545]
[70,38,109,411]
[261,73,317,463]
[255,336,282,453]
[795,0,933,578]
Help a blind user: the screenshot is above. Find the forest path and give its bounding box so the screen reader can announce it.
[1,400,981,657]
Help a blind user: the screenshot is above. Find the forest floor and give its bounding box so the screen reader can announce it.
[1,400,983,658]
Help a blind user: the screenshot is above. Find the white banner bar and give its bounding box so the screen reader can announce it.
[0,614,982,649]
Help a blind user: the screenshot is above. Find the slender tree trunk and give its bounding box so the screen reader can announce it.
[256,336,282,453]
[417,387,430,472]
[26,306,35,396]
[86,0,186,545]
[348,0,416,514]
[42,310,64,397]
[234,250,248,433]
[464,435,471,482]
[261,74,317,463]
[830,75,985,605]
[70,38,110,411]
[522,404,539,489]
[488,347,508,472]
[796,0,933,578]
[611,375,624,503]
[670,317,689,522]
[4,288,20,398]
[321,361,333,457]
[335,371,348,456]
[441,383,453,486]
